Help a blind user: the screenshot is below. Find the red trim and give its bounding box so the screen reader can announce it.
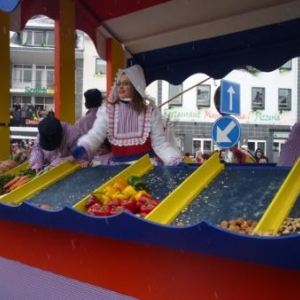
[112,137,152,156]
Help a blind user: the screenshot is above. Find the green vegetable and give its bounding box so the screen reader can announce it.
[16,168,36,178]
[133,178,147,191]
[127,175,141,186]
[127,175,147,191]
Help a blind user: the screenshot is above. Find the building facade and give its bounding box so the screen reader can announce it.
[9,16,107,140]
[147,59,299,162]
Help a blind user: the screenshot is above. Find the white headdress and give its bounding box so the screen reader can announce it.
[108,64,154,104]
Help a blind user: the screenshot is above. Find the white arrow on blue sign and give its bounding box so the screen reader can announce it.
[220,80,240,115]
[211,116,241,149]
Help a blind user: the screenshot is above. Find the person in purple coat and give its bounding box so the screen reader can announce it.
[75,89,103,135]
[74,88,112,166]
[277,122,300,167]
[29,112,83,173]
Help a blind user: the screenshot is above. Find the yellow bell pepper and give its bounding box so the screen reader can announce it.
[134,190,150,200]
[122,185,137,197]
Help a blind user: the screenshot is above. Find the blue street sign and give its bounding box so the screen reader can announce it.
[220,80,240,115]
[0,0,20,12]
[211,116,241,149]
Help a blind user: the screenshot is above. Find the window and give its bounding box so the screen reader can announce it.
[35,96,54,112]
[45,31,54,46]
[12,65,32,84]
[35,66,54,88]
[278,88,291,111]
[192,138,212,155]
[247,140,266,155]
[22,30,45,46]
[251,87,265,110]
[46,67,54,87]
[196,85,211,107]
[168,84,182,106]
[12,96,32,106]
[95,58,106,75]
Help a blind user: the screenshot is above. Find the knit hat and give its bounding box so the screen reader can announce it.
[38,114,63,151]
[84,89,103,109]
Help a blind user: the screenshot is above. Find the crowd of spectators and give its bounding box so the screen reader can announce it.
[10,102,48,126]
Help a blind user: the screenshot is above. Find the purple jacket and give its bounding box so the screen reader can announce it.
[74,107,98,135]
[277,122,300,167]
[30,122,82,170]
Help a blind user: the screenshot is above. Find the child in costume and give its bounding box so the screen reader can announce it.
[71,64,182,165]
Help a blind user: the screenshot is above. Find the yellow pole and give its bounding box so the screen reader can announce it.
[106,38,125,96]
[0,11,11,160]
[54,0,75,123]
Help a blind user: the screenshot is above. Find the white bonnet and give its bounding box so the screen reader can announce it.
[108,64,154,103]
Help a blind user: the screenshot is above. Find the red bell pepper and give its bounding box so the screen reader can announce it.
[85,194,99,208]
[121,197,139,214]
[110,206,125,215]
[87,203,111,216]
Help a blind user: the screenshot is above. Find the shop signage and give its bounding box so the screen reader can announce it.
[25,87,55,94]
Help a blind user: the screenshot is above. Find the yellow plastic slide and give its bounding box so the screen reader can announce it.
[145,152,224,224]
[253,156,300,236]
[1,160,81,205]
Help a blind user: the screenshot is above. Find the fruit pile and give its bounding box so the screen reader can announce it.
[218,217,258,235]
[85,175,159,217]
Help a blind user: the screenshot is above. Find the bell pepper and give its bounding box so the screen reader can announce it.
[110,205,124,215]
[85,194,99,208]
[87,203,111,216]
[137,194,159,215]
[140,203,156,214]
[122,185,137,197]
[133,178,147,191]
[138,194,159,206]
[121,197,139,214]
[134,190,150,200]
[127,175,140,186]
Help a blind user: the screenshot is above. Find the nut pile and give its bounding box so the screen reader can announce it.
[218,217,257,235]
[279,217,300,235]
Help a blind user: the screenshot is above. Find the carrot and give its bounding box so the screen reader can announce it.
[3,176,21,189]
[8,176,31,191]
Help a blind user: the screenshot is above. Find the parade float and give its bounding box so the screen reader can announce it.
[1,1,300,299]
